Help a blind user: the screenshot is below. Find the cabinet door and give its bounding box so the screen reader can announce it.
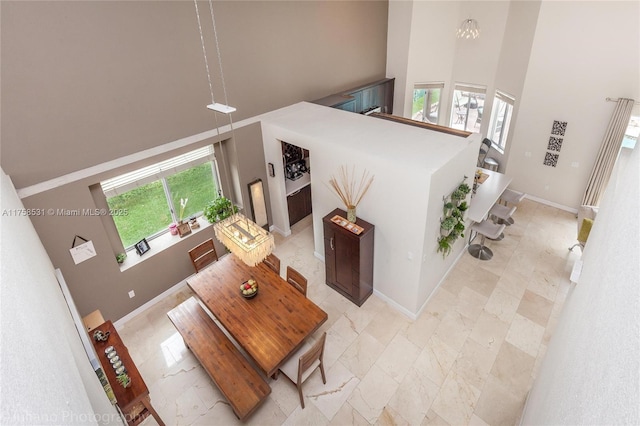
[336,99,357,112]
[324,234,336,287]
[362,86,382,111]
[302,184,312,216]
[333,231,355,295]
[287,190,304,226]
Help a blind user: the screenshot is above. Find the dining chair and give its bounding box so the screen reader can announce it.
[263,253,280,275]
[478,138,492,167]
[286,266,307,297]
[188,238,218,273]
[278,332,327,409]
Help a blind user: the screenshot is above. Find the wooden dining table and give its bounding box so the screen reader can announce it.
[187,253,328,377]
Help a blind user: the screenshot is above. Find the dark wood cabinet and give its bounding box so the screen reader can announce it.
[323,208,374,306]
[312,78,395,115]
[288,184,312,226]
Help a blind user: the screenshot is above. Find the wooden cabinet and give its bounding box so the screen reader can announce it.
[312,78,395,115]
[323,208,374,306]
[288,184,312,226]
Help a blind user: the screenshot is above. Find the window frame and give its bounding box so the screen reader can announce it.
[101,146,221,250]
[487,90,515,153]
[412,82,445,124]
[450,83,486,133]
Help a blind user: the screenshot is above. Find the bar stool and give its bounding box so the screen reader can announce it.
[499,189,526,225]
[487,204,517,240]
[468,220,506,260]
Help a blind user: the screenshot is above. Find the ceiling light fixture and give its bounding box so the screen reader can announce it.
[456,18,480,39]
[194,0,274,267]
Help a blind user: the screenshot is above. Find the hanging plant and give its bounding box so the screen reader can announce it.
[457,182,471,196]
[203,196,238,223]
[437,235,453,258]
[440,217,457,236]
[443,201,455,216]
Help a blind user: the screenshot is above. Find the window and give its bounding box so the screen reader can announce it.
[487,90,515,153]
[622,114,638,149]
[101,146,220,249]
[412,82,444,124]
[450,83,486,133]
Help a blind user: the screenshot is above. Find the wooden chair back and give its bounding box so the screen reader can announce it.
[189,238,218,273]
[263,253,280,275]
[294,332,326,408]
[286,266,307,297]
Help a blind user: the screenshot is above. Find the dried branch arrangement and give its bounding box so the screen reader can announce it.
[328,165,375,208]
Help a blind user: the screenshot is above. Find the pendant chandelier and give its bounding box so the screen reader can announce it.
[194,0,274,266]
[456,18,480,39]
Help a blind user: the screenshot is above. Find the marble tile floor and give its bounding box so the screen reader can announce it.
[119,199,581,426]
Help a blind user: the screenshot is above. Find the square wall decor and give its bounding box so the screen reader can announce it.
[543,152,559,167]
[547,137,564,152]
[551,120,568,136]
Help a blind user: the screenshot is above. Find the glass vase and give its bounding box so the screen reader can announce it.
[347,205,357,223]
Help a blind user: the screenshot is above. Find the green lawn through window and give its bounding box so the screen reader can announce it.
[107,163,218,248]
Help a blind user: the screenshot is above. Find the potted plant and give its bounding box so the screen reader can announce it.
[443,201,455,216]
[203,196,238,224]
[453,221,465,238]
[440,216,457,236]
[437,236,452,258]
[116,372,131,388]
[458,182,471,196]
[115,253,127,264]
[451,189,466,205]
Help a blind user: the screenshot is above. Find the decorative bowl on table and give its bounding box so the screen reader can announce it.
[240,279,258,298]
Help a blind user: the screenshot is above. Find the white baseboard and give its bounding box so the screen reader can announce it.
[113,280,188,330]
[372,289,418,321]
[525,194,578,214]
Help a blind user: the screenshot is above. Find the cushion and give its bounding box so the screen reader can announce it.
[578,218,594,243]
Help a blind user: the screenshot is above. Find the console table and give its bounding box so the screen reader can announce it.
[91,321,164,426]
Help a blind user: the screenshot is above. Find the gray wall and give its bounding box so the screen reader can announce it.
[1,0,389,188]
[2,1,389,321]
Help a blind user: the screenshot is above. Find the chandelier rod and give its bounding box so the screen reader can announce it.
[206,0,242,213]
[194,0,231,204]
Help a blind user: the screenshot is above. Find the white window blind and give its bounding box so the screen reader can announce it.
[101,145,215,197]
[415,82,445,90]
[495,90,515,104]
[454,83,486,94]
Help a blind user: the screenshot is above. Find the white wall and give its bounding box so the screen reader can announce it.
[418,136,480,311]
[389,0,639,211]
[0,169,119,425]
[386,0,414,115]
[506,1,640,208]
[521,144,639,424]
[259,102,474,317]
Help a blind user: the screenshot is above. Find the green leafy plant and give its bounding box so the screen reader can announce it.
[203,197,238,223]
[116,373,131,388]
[444,201,455,215]
[441,216,457,231]
[437,236,453,258]
[457,182,471,196]
[451,189,466,201]
[458,201,468,212]
[453,221,465,238]
[115,253,127,264]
